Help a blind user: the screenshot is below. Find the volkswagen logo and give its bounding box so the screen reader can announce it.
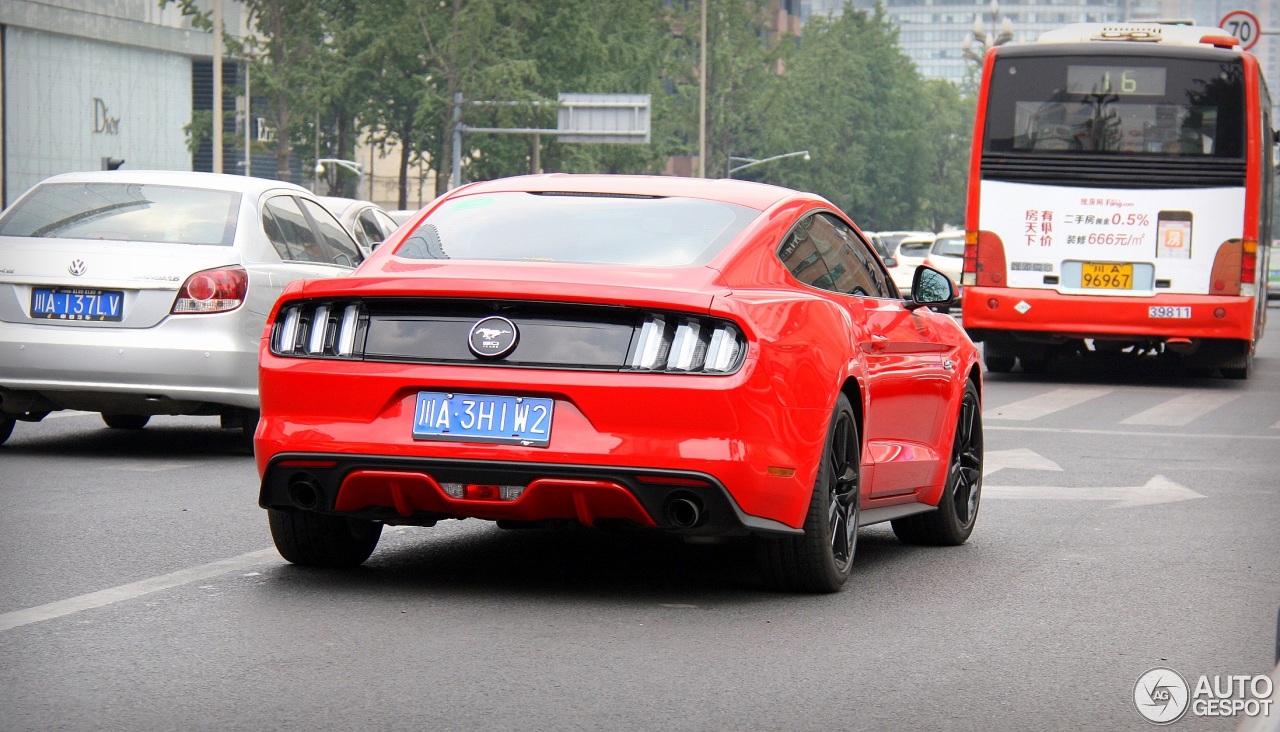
[68,259,87,277]
[468,316,518,359]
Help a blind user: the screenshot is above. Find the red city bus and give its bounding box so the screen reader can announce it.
[961,22,1274,378]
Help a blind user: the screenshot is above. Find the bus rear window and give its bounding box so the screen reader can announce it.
[984,54,1245,158]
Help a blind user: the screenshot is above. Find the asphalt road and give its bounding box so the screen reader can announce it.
[2,313,1279,731]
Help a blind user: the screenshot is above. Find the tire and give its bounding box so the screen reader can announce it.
[1221,351,1253,380]
[267,508,382,567]
[102,413,150,430]
[0,413,14,445]
[756,393,861,593]
[984,354,1015,373]
[893,380,983,546]
[239,409,260,452]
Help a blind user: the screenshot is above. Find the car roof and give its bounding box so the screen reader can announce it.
[318,196,381,215]
[454,173,808,211]
[32,170,313,196]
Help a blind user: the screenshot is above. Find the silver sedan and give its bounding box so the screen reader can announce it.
[0,170,365,446]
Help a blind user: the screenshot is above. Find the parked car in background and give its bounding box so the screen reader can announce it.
[388,209,419,226]
[318,196,399,255]
[925,231,965,281]
[1269,241,1280,300]
[0,170,366,446]
[255,174,983,593]
[876,230,933,255]
[890,234,935,292]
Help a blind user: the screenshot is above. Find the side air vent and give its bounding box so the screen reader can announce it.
[981,153,1246,189]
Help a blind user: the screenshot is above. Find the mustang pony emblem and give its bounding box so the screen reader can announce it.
[468,316,519,359]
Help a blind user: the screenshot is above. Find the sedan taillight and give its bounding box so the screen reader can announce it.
[626,313,746,374]
[272,300,368,359]
[171,265,248,314]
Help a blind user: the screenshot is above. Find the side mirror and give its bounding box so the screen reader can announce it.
[882,255,898,268]
[905,265,957,310]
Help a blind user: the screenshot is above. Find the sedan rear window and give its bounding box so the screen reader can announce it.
[394,192,760,266]
[931,235,965,257]
[0,182,241,246]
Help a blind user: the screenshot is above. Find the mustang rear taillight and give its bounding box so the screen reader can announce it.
[171,265,248,314]
[626,313,745,374]
[271,300,367,359]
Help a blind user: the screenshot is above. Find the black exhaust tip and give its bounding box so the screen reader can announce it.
[663,492,704,529]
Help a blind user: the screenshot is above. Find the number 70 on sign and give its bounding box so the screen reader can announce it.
[1220,9,1262,52]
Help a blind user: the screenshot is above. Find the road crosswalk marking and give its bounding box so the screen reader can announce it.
[984,387,1112,421]
[1119,392,1240,427]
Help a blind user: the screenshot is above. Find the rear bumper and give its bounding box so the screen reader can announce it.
[962,287,1258,343]
[259,453,802,537]
[255,354,831,530]
[0,311,261,413]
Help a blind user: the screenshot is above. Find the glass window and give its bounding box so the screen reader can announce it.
[984,54,1245,158]
[372,210,399,238]
[356,210,387,245]
[0,182,240,246]
[809,214,890,298]
[777,217,835,291]
[394,192,760,266]
[263,196,326,262]
[299,199,364,266]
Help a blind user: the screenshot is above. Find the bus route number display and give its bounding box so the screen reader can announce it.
[1066,65,1167,96]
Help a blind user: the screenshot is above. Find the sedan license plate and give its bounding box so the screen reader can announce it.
[412,391,553,446]
[30,287,124,321]
[1149,306,1191,319]
[1081,262,1133,290]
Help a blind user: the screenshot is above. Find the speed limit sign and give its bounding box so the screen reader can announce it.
[1220,9,1261,51]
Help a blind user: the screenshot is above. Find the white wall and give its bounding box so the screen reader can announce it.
[4,27,192,202]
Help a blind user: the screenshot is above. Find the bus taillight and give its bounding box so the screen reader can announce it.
[1242,239,1258,284]
[962,231,979,286]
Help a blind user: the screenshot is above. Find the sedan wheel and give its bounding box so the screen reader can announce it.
[757,393,860,593]
[893,380,983,546]
[102,413,150,430]
[268,508,382,568]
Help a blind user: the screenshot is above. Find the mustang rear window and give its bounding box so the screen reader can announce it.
[394,192,761,266]
[0,182,241,246]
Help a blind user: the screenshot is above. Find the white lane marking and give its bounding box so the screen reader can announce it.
[986,425,1280,441]
[0,548,280,633]
[111,461,197,473]
[1120,392,1240,427]
[985,448,1063,476]
[984,387,1113,421]
[984,475,1205,508]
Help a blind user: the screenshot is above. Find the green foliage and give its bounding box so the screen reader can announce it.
[159,0,974,228]
[184,109,213,155]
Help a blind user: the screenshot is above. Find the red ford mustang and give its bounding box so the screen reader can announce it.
[256,174,983,592]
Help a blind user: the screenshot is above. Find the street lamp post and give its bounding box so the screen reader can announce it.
[962,0,1014,63]
[314,158,365,193]
[727,150,811,178]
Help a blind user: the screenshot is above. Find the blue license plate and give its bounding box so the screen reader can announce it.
[412,391,554,447]
[31,288,124,321]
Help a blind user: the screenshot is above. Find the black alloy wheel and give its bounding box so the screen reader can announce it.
[892,380,983,546]
[756,392,861,593]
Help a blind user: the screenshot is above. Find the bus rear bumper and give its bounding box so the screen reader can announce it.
[961,287,1258,344]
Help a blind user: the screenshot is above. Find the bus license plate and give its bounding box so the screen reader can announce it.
[1149,306,1191,319]
[30,287,124,321]
[412,391,553,446]
[1082,262,1133,290]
